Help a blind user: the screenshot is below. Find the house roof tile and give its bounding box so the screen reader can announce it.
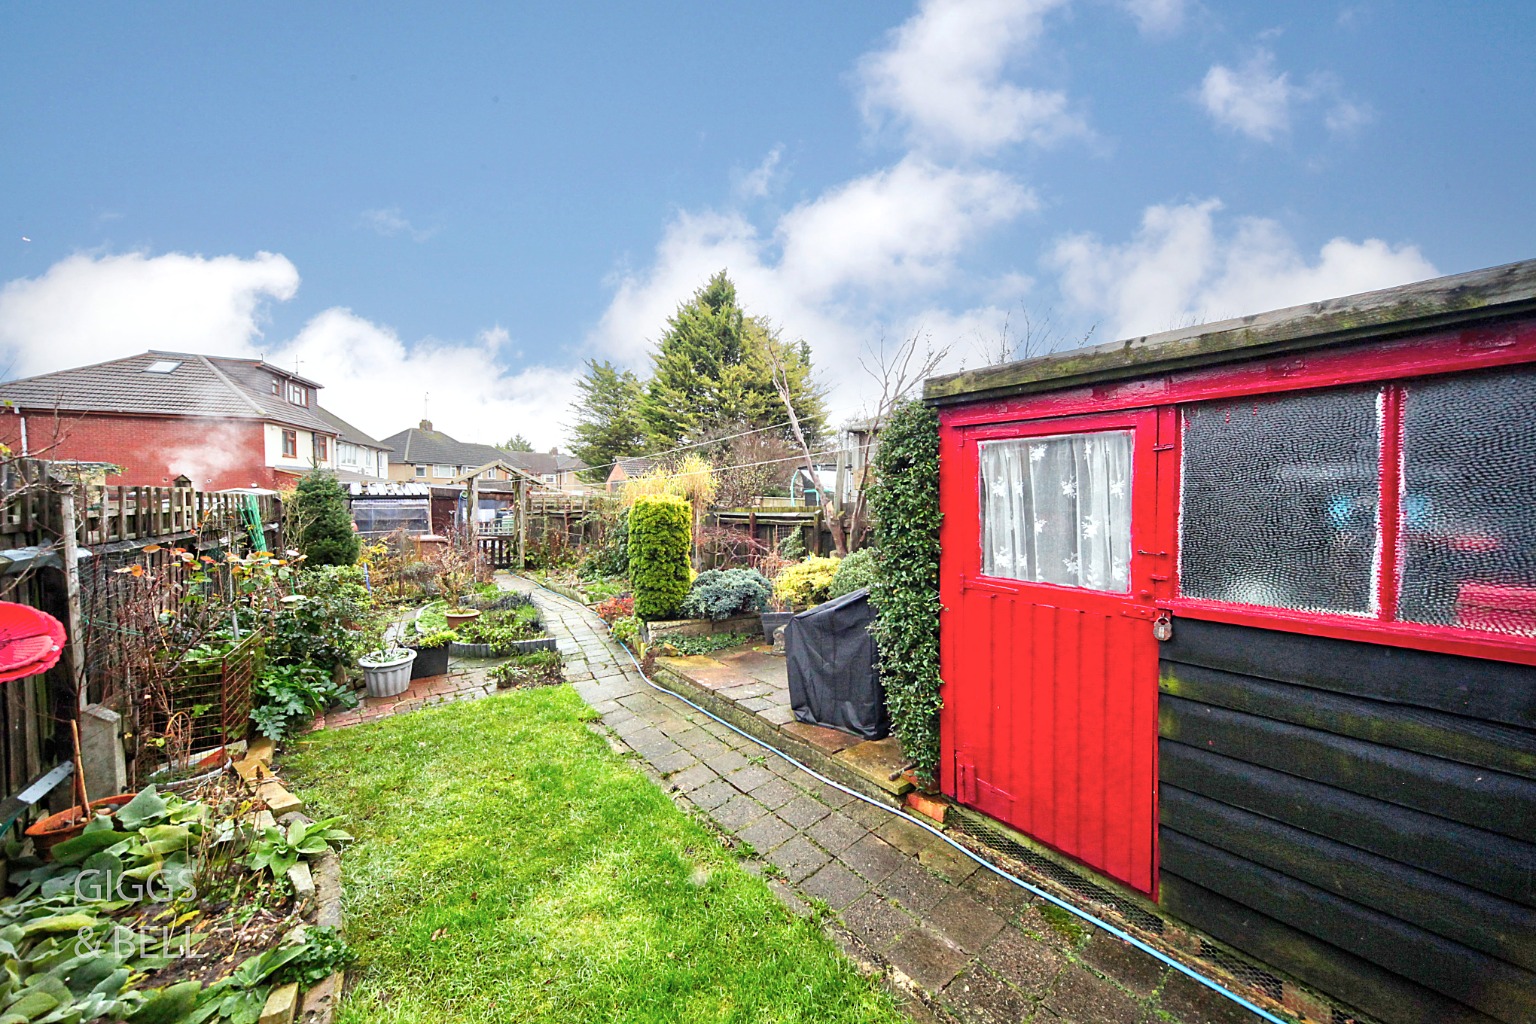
[0,350,339,433]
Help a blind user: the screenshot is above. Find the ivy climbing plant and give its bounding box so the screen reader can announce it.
[868,400,944,780]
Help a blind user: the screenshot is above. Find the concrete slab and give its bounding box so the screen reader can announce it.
[835,736,914,796]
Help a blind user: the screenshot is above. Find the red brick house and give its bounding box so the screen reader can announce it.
[0,351,364,491]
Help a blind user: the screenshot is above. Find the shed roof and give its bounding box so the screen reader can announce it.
[925,258,1536,406]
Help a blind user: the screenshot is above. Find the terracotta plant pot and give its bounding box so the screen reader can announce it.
[444,609,481,630]
[26,793,137,859]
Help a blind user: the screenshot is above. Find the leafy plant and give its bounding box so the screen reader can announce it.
[868,401,943,780]
[628,495,692,621]
[776,530,806,560]
[656,632,754,656]
[827,547,878,599]
[245,818,353,878]
[268,564,374,671]
[772,556,841,609]
[610,615,641,647]
[681,568,772,620]
[488,650,564,689]
[292,470,360,567]
[578,507,630,579]
[251,663,356,741]
[409,629,457,650]
[581,578,626,604]
[594,594,634,623]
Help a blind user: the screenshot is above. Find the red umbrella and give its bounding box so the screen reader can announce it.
[0,601,66,684]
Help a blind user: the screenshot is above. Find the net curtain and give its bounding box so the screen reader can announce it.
[979,431,1133,591]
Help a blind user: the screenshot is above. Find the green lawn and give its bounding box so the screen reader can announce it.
[282,688,908,1024]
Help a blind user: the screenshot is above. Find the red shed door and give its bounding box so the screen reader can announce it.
[943,410,1163,894]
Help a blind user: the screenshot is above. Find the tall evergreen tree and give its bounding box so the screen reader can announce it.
[293,470,359,567]
[502,433,534,452]
[639,270,826,448]
[567,359,647,478]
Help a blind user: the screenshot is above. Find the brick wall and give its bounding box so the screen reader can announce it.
[1,411,280,490]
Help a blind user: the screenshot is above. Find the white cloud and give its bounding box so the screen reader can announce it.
[269,312,579,451]
[776,156,1034,301]
[856,0,1083,155]
[1122,0,1187,36]
[0,251,577,450]
[1324,96,1373,135]
[0,250,299,377]
[586,156,1036,419]
[734,146,784,200]
[1049,199,1439,339]
[360,206,437,242]
[1199,50,1294,142]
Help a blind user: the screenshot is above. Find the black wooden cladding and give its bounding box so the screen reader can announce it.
[1158,618,1536,1024]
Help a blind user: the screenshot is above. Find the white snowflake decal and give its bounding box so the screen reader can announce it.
[1108,479,1125,499]
[1030,445,1045,463]
[1034,517,1047,535]
[1061,480,1077,498]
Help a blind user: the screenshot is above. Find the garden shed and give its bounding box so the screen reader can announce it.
[923,259,1536,1024]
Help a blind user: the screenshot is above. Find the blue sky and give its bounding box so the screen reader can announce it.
[2,2,1532,448]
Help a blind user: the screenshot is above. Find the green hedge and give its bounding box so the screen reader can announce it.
[868,401,943,780]
[629,495,692,621]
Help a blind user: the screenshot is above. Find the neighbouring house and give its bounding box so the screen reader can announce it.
[0,350,353,490]
[605,456,657,492]
[315,407,391,481]
[501,447,589,492]
[923,259,1536,1024]
[378,420,528,485]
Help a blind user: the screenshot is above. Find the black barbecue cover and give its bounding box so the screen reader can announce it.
[785,588,889,740]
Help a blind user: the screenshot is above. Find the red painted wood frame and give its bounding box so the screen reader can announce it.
[940,409,1163,894]
[939,316,1536,667]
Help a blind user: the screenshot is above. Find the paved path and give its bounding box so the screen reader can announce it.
[519,576,1264,1024]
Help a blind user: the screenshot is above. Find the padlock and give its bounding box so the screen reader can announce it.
[1152,611,1173,642]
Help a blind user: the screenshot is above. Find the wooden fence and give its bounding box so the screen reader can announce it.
[0,459,283,804]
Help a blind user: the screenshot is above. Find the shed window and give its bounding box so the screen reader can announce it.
[1399,369,1536,636]
[979,431,1132,591]
[1180,388,1381,615]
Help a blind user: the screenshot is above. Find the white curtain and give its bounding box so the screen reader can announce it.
[980,431,1132,590]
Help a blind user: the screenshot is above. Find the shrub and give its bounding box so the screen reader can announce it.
[251,663,357,740]
[610,615,641,647]
[868,401,943,780]
[772,556,841,609]
[776,530,807,560]
[410,629,457,650]
[594,594,634,623]
[579,507,630,579]
[681,568,772,620]
[268,565,374,671]
[629,495,692,620]
[827,547,878,599]
[293,470,360,567]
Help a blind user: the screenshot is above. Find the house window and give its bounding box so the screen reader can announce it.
[1177,366,1536,639]
[1180,388,1380,615]
[271,376,281,394]
[978,431,1133,591]
[542,473,557,485]
[433,464,453,478]
[313,435,328,462]
[281,429,297,459]
[414,465,427,478]
[338,442,359,465]
[143,360,181,373]
[286,382,308,406]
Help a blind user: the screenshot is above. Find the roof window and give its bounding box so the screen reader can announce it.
[143,360,181,373]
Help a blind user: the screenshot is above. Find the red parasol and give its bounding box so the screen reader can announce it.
[0,601,66,684]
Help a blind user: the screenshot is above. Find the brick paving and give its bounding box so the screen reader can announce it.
[519,575,1270,1024]
[311,659,499,730]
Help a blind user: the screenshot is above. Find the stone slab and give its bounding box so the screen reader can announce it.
[260,982,299,1024]
[781,721,858,754]
[834,736,914,795]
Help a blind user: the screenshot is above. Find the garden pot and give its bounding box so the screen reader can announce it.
[444,608,481,630]
[26,793,136,859]
[359,648,418,698]
[760,611,794,642]
[409,644,451,678]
